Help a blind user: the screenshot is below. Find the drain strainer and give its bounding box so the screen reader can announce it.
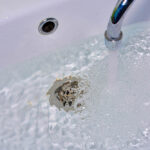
[47,76,88,111]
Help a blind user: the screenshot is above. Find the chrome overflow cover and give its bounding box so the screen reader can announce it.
[38,18,58,35]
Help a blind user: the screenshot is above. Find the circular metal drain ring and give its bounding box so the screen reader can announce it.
[38,18,58,35]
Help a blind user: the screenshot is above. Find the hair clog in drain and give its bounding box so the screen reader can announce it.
[47,76,88,111]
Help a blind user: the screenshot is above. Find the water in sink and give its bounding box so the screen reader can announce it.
[0,21,150,150]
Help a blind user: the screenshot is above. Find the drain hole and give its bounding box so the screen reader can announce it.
[47,76,89,112]
[42,21,55,33]
[38,18,58,35]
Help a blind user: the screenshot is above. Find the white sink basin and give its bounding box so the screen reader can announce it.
[0,21,150,150]
[0,0,150,69]
[0,0,150,150]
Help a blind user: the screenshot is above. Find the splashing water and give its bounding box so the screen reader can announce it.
[0,22,150,150]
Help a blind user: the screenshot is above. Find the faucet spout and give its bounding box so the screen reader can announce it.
[105,0,135,50]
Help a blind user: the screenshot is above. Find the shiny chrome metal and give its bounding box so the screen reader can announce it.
[105,0,135,50]
[38,18,58,35]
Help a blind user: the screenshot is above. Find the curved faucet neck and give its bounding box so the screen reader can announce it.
[105,0,135,50]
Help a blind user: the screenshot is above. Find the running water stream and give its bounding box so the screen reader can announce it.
[107,50,119,90]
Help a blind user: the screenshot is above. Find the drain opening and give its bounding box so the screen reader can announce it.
[47,76,89,112]
[38,18,58,35]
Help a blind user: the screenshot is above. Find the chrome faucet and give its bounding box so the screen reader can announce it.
[105,0,135,50]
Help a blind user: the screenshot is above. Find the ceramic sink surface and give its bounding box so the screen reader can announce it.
[0,0,150,150]
[1,21,150,150]
[0,0,150,68]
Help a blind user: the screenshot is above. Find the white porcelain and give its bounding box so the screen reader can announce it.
[0,0,149,68]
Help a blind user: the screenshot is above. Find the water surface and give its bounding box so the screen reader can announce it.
[0,21,150,150]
